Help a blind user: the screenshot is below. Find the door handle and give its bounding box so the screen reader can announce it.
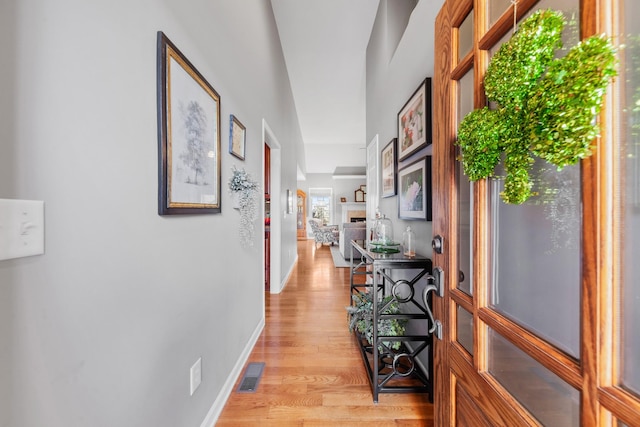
[423,267,444,340]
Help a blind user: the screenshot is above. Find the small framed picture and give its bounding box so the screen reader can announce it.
[381,138,397,198]
[398,156,432,221]
[340,197,347,203]
[398,78,432,161]
[229,115,246,160]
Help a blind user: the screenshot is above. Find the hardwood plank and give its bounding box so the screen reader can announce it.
[216,241,434,425]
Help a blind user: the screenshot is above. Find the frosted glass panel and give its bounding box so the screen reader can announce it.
[457,70,474,295]
[620,0,640,396]
[489,0,512,26]
[457,306,473,355]
[489,160,581,358]
[458,10,474,61]
[486,0,581,358]
[488,329,580,426]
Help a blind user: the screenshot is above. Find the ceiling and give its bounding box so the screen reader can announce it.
[270,0,380,175]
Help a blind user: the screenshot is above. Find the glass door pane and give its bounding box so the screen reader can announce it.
[489,160,581,357]
[620,0,640,396]
[457,69,474,295]
[488,328,580,426]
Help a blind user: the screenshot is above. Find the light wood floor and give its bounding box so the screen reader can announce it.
[216,240,434,426]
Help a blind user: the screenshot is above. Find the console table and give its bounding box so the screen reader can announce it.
[349,241,434,403]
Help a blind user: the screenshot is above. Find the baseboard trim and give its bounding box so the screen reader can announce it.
[271,253,298,294]
[199,317,265,427]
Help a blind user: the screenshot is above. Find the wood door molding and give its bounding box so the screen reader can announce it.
[432,3,453,425]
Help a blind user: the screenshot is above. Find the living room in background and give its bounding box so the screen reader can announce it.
[309,188,333,226]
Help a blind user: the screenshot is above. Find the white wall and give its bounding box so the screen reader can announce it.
[0,0,300,426]
[366,0,444,257]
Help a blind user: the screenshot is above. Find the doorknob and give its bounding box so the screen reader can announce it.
[423,267,444,339]
[432,235,444,254]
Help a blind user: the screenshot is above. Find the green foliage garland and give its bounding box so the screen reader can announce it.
[455,9,617,204]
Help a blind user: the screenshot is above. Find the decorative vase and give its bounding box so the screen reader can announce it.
[402,226,416,257]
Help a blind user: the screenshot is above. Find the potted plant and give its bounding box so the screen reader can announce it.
[346,292,406,351]
[228,166,259,247]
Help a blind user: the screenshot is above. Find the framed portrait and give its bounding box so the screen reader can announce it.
[157,31,221,215]
[229,114,246,160]
[397,78,432,161]
[381,138,397,198]
[398,156,432,221]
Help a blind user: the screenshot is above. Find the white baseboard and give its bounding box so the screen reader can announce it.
[271,253,298,294]
[199,317,265,427]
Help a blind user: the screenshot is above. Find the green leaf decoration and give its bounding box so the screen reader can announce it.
[456,107,503,180]
[455,8,618,204]
[527,35,619,168]
[484,9,565,110]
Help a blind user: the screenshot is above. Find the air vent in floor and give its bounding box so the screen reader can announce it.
[237,362,265,393]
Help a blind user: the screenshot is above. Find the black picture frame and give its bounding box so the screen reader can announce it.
[397,78,432,161]
[381,138,397,198]
[398,156,432,221]
[157,31,221,215]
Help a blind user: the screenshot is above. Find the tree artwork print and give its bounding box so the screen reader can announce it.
[157,31,221,214]
[167,54,218,207]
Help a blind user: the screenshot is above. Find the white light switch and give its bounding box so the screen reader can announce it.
[0,199,45,261]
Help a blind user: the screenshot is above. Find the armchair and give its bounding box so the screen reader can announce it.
[309,219,339,247]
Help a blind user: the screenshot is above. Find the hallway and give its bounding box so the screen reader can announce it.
[216,240,434,426]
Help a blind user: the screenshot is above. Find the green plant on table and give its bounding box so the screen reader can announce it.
[346,292,406,351]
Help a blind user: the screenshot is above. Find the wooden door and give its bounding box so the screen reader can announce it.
[431,0,640,425]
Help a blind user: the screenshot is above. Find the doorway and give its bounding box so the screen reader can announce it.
[262,119,282,294]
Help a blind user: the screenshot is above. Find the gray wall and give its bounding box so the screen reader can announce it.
[0,0,300,426]
[366,0,444,257]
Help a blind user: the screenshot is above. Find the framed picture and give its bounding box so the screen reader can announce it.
[355,188,365,202]
[156,31,221,215]
[381,138,397,198]
[397,78,432,161]
[229,114,246,160]
[398,156,432,221]
[340,197,347,203]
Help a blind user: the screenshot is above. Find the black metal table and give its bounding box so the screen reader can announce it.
[348,240,434,403]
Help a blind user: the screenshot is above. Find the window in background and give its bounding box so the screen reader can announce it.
[309,188,333,226]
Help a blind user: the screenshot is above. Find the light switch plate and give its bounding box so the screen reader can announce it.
[190,357,202,396]
[0,199,45,261]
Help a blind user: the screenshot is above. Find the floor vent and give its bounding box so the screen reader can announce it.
[237,362,265,393]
